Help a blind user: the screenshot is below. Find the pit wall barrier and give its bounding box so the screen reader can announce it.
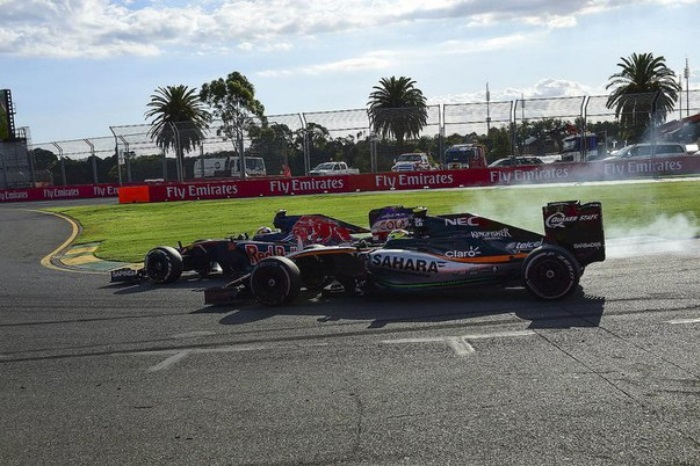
[1,156,699,204]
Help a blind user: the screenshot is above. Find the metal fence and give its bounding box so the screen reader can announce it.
[2,90,699,188]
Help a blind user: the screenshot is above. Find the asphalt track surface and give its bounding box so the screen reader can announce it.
[1,199,699,466]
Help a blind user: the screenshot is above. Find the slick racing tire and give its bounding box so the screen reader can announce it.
[522,246,580,300]
[144,246,184,284]
[250,256,302,306]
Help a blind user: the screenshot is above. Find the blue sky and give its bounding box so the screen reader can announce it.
[2,0,699,143]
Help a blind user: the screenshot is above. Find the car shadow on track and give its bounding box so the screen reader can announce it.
[102,274,231,294]
[201,285,606,330]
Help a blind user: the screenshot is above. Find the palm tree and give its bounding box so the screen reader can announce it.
[605,53,680,142]
[145,85,210,181]
[367,76,428,145]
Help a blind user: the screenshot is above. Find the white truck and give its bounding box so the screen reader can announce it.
[309,161,360,176]
[391,152,433,172]
[193,157,266,178]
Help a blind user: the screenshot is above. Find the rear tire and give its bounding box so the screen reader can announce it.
[522,246,580,300]
[250,257,302,306]
[144,246,183,284]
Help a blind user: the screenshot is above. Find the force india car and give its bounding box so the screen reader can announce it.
[204,200,606,305]
[109,210,371,285]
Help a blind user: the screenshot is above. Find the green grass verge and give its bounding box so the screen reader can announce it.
[45,179,700,263]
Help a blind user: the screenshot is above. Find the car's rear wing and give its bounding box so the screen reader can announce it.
[543,200,605,266]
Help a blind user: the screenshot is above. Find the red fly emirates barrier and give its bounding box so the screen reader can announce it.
[121,156,700,203]
[0,184,121,203]
[1,156,699,204]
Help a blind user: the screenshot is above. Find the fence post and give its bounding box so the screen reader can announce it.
[161,149,168,180]
[84,139,98,183]
[109,126,123,186]
[299,113,310,175]
[168,122,183,182]
[509,100,517,157]
[51,142,66,186]
[438,104,445,167]
[580,96,589,161]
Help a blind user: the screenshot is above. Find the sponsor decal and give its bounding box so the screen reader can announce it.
[546,212,600,228]
[92,185,119,197]
[444,216,480,227]
[506,240,543,251]
[43,188,81,199]
[579,214,599,221]
[604,160,683,176]
[373,173,455,189]
[371,254,442,273]
[0,190,29,201]
[573,242,603,249]
[372,217,411,233]
[166,184,238,200]
[446,247,481,258]
[269,178,345,194]
[470,228,511,239]
[489,167,570,184]
[546,212,573,229]
[111,268,139,278]
[245,244,297,265]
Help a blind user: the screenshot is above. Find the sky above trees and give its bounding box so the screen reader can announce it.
[2,0,698,142]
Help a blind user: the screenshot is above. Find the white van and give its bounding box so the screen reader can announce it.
[193,157,266,178]
[602,143,686,161]
[232,157,266,177]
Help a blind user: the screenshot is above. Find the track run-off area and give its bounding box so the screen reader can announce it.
[1,179,699,466]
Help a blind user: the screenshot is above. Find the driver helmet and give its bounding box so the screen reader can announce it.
[255,226,273,235]
[387,229,409,241]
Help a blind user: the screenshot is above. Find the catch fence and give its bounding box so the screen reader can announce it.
[1,91,699,188]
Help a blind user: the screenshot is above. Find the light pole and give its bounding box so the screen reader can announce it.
[685,58,690,117]
[486,82,491,134]
[678,72,683,119]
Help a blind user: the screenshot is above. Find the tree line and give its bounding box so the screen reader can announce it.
[29,52,683,185]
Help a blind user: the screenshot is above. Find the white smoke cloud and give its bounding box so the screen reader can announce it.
[449,186,700,260]
[605,213,700,259]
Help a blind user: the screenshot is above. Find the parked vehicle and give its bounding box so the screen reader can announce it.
[488,156,544,167]
[309,161,360,176]
[193,157,266,178]
[599,142,687,161]
[560,132,601,162]
[391,153,433,172]
[444,144,487,169]
[232,157,266,177]
[205,200,606,305]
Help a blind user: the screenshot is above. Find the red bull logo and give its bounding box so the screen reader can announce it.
[245,244,297,265]
[291,215,353,245]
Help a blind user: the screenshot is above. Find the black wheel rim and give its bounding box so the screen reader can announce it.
[529,257,572,298]
[146,253,169,282]
[252,267,289,305]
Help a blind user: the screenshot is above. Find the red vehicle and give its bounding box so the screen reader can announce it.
[444,144,487,169]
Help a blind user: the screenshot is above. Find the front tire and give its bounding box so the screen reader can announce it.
[250,257,302,306]
[522,246,580,300]
[144,246,183,284]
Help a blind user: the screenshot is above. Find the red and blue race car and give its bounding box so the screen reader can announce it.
[109,210,372,285]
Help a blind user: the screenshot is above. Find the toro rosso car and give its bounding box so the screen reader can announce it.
[109,210,370,284]
[204,200,605,305]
